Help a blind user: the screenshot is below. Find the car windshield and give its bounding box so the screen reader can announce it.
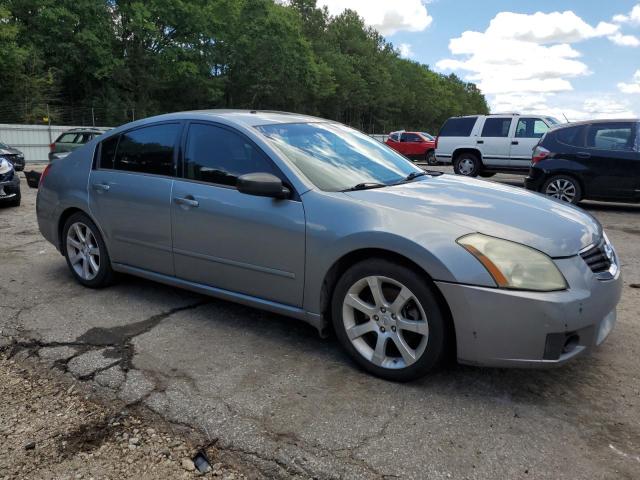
[255,122,422,192]
[421,132,434,140]
[546,117,561,125]
[0,143,9,149]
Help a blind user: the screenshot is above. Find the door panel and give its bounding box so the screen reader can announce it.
[171,182,306,306]
[510,118,550,168]
[479,117,512,168]
[89,170,174,275]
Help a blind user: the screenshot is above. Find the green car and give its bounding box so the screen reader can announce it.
[49,128,109,161]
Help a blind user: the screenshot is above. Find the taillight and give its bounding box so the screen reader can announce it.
[49,143,55,152]
[39,164,52,188]
[532,145,550,164]
[435,135,439,149]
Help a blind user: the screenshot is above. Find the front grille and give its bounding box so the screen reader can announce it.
[580,239,612,273]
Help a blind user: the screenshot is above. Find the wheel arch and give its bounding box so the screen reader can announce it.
[319,248,457,356]
[57,207,106,254]
[452,147,483,163]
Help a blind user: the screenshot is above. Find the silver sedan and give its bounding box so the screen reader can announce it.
[36,110,622,381]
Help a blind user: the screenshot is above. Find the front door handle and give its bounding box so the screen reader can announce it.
[92,183,110,192]
[174,196,199,208]
[576,152,591,159]
[477,140,484,144]
[511,141,519,145]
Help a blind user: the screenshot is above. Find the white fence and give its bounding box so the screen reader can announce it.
[0,123,110,163]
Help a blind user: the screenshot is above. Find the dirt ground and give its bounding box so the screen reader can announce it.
[1,166,640,479]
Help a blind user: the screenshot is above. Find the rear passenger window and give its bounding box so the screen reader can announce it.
[439,117,477,137]
[113,123,180,176]
[184,123,278,187]
[555,126,584,147]
[481,118,512,137]
[98,136,119,169]
[586,123,636,151]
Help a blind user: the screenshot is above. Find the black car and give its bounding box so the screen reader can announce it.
[525,119,640,204]
[0,157,21,206]
[0,142,25,171]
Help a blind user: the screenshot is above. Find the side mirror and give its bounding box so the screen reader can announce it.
[237,172,290,199]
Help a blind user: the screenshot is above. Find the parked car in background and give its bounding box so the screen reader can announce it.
[0,142,25,171]
[0,156,21,206]
[37,110,621,381]
[435,114,560,177]
[525,119,640,204]
[49,128,108,161]
[386,130,437,165]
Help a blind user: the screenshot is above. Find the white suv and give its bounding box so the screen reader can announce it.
[435,114,560,177]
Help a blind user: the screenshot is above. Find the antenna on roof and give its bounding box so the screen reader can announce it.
[562,113,570,123]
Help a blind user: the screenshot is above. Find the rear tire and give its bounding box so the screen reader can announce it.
[331,259,448,382]
[542,175,582,204]
[453,153,481,177]
[62,212,115,288]
[425,150,438,165]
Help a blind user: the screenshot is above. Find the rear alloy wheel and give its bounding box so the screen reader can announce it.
[63,212,115,288]
[332,259,447,381]
[425,150,438,165]
[453,153,480,177]
[542,175,582,204]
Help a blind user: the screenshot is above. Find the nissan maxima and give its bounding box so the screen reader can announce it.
[36,111,622,381]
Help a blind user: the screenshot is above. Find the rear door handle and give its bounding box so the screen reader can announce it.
[92,183,110,192]
[511,141,519,145]
[174,196,199,208]
[476,140,484,144]
[576,152,591,159]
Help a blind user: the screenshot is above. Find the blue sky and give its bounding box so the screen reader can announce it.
[318,0,640,121]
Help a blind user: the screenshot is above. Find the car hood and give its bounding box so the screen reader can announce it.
[344,174,601,257]
[0,147,22,155]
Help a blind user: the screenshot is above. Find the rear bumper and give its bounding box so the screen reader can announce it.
[524,167,545,191]
[435,254,622,368]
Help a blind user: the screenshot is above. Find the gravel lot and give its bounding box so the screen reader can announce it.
[1,166,639,479]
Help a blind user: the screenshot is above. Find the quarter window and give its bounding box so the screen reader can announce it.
[184,123,278,187]
[515,118,549,138]
[586,123,636,151]
[98,135,119,169]
[439,117,477,137]
[112,123,180,176]
[481,118,512,137]
[555,126,584,147]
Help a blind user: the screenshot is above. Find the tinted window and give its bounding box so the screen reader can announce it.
[401,133,421,142]
[389,133,400,142]
[439,117,477,137]
[184,124,278,186]
[481,118,512,137]
[99,136,119,169]
[586,122,636,151]
[515,118,549,138]
[554,125,584,147]
[114,123,180,176]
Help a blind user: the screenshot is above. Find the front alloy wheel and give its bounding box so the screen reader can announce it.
[332,259,447,381]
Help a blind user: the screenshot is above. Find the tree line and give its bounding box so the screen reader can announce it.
[0,0,489,132]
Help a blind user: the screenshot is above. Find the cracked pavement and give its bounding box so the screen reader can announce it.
[1,170,640,479]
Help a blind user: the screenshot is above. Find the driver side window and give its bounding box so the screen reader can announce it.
[184,123,279,187]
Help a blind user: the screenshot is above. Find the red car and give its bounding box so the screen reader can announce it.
[385,131,437,164]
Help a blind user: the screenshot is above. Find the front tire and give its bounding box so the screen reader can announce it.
[331,259,448,382]
[542,175,582,204]
[453,153,480,177]
[62,212,115,288]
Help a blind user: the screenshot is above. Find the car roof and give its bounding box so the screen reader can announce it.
[554,118,640,128]
[61,128,109,133]
[140,109,327,128]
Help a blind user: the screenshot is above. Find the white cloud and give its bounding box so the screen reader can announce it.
[618,70,640,94]
[317,0,432,36]
[436,10,638,118]
[608,32,640,46]
[612,4,640,25]
[398,43,414,58]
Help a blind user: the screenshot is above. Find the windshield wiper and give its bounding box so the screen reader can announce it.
[403,171,428,181]
[341,182,387,192]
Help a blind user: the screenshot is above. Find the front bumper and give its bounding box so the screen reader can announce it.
[0,174,20,201]
[435,254,622,368]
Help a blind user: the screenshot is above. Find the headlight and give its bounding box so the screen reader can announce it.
[0,158,13,174]
[457,233,567,291]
